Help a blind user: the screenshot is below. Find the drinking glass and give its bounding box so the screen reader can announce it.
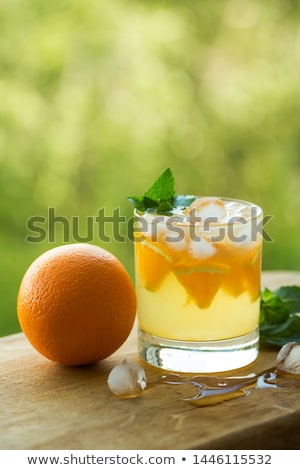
[134,197,263,373]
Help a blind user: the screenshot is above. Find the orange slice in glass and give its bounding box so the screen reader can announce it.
[222,263,247,298]
[174,266,227,309]
[243,248,262,300]
[135,241,170,291]
[222,243,262,299]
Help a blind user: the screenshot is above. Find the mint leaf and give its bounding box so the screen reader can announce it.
[260,288,290,325]
[273,286,300,314]
[144,168,174,203]
[260,317,300,347]
[127,196,146,211]
[128,168,175,213]
[260,286,300,347]
[174,194,196,209]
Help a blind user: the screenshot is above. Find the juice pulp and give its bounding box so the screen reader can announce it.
[134,198,263,342]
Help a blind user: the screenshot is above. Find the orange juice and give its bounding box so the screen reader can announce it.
[134,197,263,372]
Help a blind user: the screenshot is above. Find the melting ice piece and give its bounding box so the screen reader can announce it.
[188,236,216,259]
[229,219,261,250]
[165,235,187,252]
[107,360,147,398]
[142,213,169,239]
[276,342,300,375]
[185,197,227,221]
[164,220,188,251]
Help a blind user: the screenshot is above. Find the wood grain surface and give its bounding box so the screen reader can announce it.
[1,271,300,450]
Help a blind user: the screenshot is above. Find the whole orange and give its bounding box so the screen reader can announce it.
[17,243,136,365]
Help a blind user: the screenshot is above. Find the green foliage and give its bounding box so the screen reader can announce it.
[260,286,300,347]
[1,0,300,335]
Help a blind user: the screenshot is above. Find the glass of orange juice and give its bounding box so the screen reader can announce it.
[134,197,263,373]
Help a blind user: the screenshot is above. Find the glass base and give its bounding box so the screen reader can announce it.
[138,328,259,373]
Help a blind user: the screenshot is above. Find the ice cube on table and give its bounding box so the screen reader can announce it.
[185,197,227,221]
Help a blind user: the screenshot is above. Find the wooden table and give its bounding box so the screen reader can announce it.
[1,271,300,450]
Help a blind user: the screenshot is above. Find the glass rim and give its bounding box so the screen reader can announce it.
[133,196,263,227]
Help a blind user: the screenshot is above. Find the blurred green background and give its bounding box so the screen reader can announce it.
[1,0,300,337]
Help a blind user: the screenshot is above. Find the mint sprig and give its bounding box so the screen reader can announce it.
[128,168,175,212]
[128,168,196,213]
[260,286,300,347]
